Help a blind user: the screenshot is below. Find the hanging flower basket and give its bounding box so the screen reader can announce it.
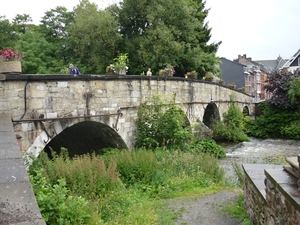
[0,61,22,74]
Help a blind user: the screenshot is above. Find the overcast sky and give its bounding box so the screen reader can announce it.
[2,0,300,61]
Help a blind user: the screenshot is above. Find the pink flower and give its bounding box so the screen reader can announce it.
[0,48,24,61]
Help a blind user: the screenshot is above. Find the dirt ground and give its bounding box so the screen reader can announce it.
[168,190,243,225]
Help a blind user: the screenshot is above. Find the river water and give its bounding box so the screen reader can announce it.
[218,137,300,181]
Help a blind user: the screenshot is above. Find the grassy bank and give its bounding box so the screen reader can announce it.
[28,148,236,225]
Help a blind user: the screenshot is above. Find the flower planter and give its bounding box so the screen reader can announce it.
[164,70,173,77]
[186,74,198,79]
[218,80,224,85]
[116,68,126,75]
[0,61,22,74]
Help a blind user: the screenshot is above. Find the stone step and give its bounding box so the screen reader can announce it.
[285,156,299,170]
[283,165,299,179]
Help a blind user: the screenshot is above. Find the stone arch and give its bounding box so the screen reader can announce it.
[44,121,127,158]
[27,120,128,158]
[202,102,220,128]
[243,105,250,116]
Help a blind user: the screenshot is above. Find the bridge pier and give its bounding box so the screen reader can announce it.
[0,113,45,224]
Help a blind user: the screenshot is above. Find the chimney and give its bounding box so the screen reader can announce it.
[243,54,247,59]
[238,55,242,59]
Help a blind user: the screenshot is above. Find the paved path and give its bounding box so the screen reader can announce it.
[168,190,242,225]
[0,113,45,225]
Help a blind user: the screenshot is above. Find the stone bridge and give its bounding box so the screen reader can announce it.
[0,74,254,157]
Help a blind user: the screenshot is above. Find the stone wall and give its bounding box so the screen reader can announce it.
[243,164,300,225]
[0,74,255,153]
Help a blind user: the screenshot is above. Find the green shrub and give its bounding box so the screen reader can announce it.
[135,93,193,149]
[108,148,160,186]
[29,168,91,225]
[187,138,226,158]
[245,103,300,139]
[212,103,249,142]
[281,120,300,139]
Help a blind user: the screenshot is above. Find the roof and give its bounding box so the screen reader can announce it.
[280,49,300,69]
[220,57,245,67]
[232,54,289,73]
[255,56,288,73]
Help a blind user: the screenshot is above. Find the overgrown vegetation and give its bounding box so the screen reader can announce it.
[211,96,249,142]
[245,102,300,139]
[135,93,193,150]
[135,93,226,158]
[26,93,253,224]
[264,68,300,110]
[28,148,228,225]
[245,68,300,140]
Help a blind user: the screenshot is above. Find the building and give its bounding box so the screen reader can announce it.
[219,57,245,89]
[219,54,288,101]
[280,49,300,72]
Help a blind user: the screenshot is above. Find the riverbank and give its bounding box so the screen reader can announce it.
[169,137,300,224]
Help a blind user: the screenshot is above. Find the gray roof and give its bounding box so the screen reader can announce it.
[254,56,288,73]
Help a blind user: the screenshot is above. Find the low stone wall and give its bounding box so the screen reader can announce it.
[243,164,300,225]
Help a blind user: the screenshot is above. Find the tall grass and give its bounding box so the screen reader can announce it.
[29,147,230,224]
[39,148,122,199]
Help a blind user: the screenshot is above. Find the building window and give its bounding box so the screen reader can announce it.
[298,57,300,66]
[257,84,261,93]
[256,74,260,83]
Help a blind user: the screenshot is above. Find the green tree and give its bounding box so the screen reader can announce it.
[115,0,221,76]
[16,29,64,74]
[12,14,33,34]
[40,6,75,65]
[288,75,300,105]
[0,16,19,48]
[212,101,249,142]
[264,68,300,110]
[68,0,122,74]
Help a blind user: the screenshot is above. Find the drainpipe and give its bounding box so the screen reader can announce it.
[84,92,93,116]
[14,81,30,127]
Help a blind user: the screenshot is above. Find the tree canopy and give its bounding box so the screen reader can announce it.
[264,68,300,110]
[0,0,221,76]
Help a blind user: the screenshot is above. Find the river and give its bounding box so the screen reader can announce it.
[218,137,300,181]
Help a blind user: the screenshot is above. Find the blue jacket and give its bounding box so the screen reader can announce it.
[70,67,80,75]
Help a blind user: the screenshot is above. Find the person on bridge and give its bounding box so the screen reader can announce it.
[69,64,80,75]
